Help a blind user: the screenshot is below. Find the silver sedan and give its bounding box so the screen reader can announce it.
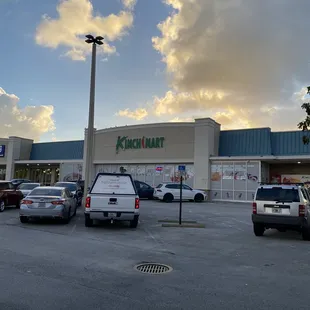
[19,186,77,224]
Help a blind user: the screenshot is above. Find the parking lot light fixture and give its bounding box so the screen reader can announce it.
[83,34,104,202]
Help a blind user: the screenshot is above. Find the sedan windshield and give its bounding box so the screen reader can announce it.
[29,188,62,197]
[55,183,77,192]
[19,184,39,190]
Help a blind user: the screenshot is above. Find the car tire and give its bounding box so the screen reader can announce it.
[0,200,5,212]
[85,215,93,227]
[73,206,77,217]
[20,216,29,224]
[163,193,173,203]
[302,226,310,241]
[130,215,139,228]
[253,223,265,236]
[194,194,204,203]
[16,200,20,209]
[63,208,71,224]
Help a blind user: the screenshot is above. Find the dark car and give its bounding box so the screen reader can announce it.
[54,181,83,206]
[134,180,154,200]
[0,181,23,212]
[11,179,32,187]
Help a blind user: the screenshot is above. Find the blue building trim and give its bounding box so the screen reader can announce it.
[30,140,84,160]
[219,128,310,157]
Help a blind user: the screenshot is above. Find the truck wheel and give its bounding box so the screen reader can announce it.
[0,200,5,212]
[163,193,173,203]
[130,215,139,228]
[20,216,29,223]
[253,223,265,236]
[85,215,93,227]
[194,194,204,203]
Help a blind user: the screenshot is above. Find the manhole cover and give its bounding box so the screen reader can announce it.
[135,263,173,274]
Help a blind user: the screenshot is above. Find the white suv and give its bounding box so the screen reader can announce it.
[153,183,206,203]
[252,183,310,240]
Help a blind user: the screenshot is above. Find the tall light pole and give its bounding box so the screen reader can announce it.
[83,34,104,201]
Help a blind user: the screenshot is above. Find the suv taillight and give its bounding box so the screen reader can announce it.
[85,197,91,209]
[135,198,140,209]
[299,204,306,217]
[252,202,257,214]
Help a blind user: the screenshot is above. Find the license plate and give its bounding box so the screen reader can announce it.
[108,212,117,218]
[272,208,282,214]
[38,202,46,208]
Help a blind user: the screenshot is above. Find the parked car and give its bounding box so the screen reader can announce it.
[134,180,154,199]
[19,186,77,224]
[252,183,310,240]
[0,180,23,212]
[153,183,207,203]
[18,183,40,197]
[54,182,83,206]
[84,173,140,228]
[11,179,32,187]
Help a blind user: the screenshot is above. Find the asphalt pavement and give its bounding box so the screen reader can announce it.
[0,201,309,309]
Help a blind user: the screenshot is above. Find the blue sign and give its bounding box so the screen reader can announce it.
[178,165,186,171]
[0,145,5,157]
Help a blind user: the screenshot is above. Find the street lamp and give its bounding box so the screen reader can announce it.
[83,34,104,201]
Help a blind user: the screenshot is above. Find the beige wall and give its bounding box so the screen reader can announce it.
[92,123,195,163]
[18,138,33,160]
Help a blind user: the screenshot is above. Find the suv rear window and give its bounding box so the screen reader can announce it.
[91,174,135,195]
[256,187,300,202]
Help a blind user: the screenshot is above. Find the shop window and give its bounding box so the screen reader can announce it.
[247,162,259,191]
[222,162,234,190]
[234,162,246,191]
[211,163,222,190]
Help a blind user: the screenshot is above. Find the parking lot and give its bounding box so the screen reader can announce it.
[1,200,310,309]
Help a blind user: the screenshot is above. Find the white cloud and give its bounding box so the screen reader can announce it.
[35,0,136,61]
[118,0,310,131]
[116,108,148,120]
[0,87,55,141]
[122,0,137,10]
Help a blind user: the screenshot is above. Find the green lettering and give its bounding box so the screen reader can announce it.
[136,139,141,148]
[132,139,137,149]
[151,137,156,148]
[160,137,165,148]
[116,136,127,152]
[155,137,160,148]
[145,138,151,148]
[129,139,134,149]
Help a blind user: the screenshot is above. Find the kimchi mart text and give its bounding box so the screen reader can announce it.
[116,136,165,152]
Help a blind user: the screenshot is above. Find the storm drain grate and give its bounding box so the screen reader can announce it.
[135,263,173,274]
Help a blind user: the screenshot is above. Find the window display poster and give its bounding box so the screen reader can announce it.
[211,163,222,189]
[234,162,246,191]
[247,162,259,191]
[282,175,310,183]
[222,163,234,179]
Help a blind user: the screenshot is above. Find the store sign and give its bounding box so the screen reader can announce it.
[0,145,5,157]
[116,136,165,153]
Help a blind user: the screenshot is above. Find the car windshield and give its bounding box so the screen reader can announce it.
[156,184,163,188]
[55,183,77,191]
[256,187,300,202]
[29,188,62,197]
[19,184,39,190]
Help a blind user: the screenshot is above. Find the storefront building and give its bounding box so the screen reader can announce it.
[1,118,310,202]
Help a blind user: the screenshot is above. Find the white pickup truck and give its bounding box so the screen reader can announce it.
[84,173,140,228]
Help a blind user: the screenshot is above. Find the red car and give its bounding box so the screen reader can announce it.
[0,181,23,212]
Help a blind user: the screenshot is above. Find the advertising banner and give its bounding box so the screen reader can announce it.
[281,175,310,183]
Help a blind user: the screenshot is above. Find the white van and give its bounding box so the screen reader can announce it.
[84,173,140,228]
[252,183,310,240]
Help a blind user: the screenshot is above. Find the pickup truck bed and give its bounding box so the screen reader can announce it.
[84,173,140,228]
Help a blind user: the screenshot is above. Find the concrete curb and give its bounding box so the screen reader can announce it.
[158,220,197,224]
[161,223,205,228]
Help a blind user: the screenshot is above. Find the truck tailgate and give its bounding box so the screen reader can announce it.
[89,195,136,212]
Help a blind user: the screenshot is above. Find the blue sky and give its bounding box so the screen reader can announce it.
[0,0,171,141]
[1,0,310,142]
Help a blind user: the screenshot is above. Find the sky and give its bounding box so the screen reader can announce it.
[1,0,310,142]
